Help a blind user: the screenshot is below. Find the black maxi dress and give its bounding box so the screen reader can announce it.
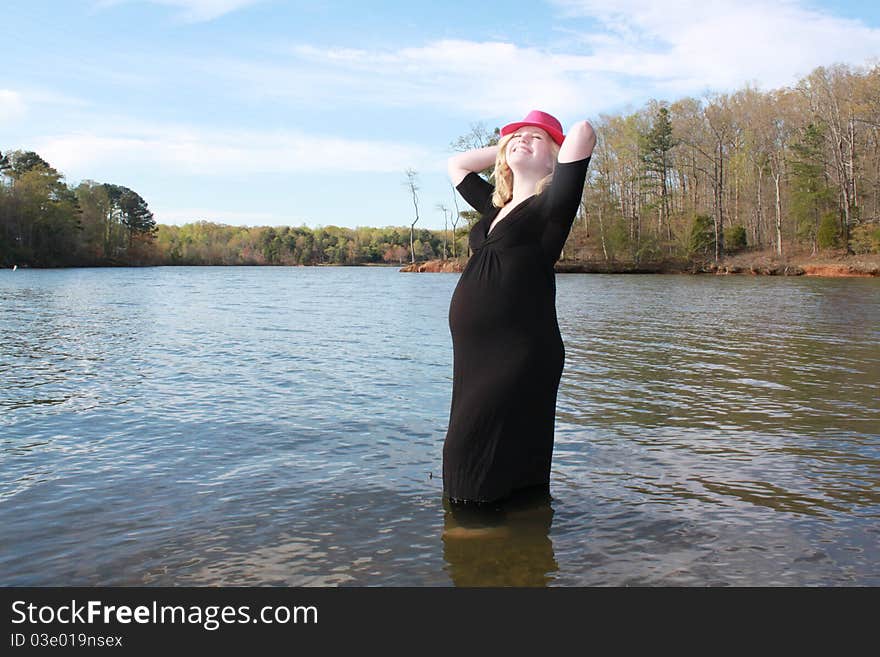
[443,156,591,504]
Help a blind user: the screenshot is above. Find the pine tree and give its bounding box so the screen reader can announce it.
[789,123,837,253]
[640,106,676,247]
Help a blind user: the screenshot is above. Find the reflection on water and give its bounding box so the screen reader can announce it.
[442,487,557,587]
[1,268,878,585]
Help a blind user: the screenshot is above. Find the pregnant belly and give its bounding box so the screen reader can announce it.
[449,275,556,346]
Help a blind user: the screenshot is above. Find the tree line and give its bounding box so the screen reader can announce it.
[571,63,880,263]
[0,151,157,267]
[3,61,878,269]
[0,149,466,267]
[155,222,465,266]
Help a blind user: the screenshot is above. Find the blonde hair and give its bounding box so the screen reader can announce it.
[491,132,560,208]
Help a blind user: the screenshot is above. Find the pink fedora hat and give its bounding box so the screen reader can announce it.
[500,110,565,146]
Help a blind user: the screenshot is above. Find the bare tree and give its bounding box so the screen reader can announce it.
[704,93,737,262]
[436,202,449,259]
[449,182,463,258]
[449,122,499,152]
[404,168,419,264]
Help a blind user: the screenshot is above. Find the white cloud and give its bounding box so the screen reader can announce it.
[551,0,880,92]
[234,2,880,120]
[32,124,432,179]
[264,40,632,121]
[94,0,263,23]
[0,89,26,122]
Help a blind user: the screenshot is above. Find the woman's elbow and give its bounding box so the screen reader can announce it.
[447,156,469,186]
[570,121,596,149]
[560,121,597,162]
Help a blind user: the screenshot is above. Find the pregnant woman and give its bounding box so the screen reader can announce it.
[443,110,596,505]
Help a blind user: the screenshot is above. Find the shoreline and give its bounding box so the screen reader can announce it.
[400,253,880,278]
[5,255,877,277]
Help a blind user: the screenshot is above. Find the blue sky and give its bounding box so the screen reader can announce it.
[2,0,879,230]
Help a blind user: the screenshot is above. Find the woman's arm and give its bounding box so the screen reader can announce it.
[540,121,596,264]
[447,145,499,186]
[558,121,597,164]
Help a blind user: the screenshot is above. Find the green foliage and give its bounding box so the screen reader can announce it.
[725,225,748,252]
[817,212,840,249]
[635,234,662,263]
[640,106,675,178]
[605,217,630,261]
[688,214,715,258]
[790,123,836,249]
[0,150,54,179]
[147,221,446,266]
[113,185,156,239]
[0,152,83,266]
[0,147,440,267]
[850,223,880,254]
[75,181,112,259]
[0,149,158,267]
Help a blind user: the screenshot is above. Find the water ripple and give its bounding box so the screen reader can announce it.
[1,268,878,585]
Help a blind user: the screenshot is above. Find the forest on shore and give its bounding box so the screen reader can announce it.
[2,62,879,269]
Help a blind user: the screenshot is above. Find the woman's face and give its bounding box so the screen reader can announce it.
[505,126,555,175]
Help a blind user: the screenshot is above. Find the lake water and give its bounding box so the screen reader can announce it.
[1,266,878,586]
